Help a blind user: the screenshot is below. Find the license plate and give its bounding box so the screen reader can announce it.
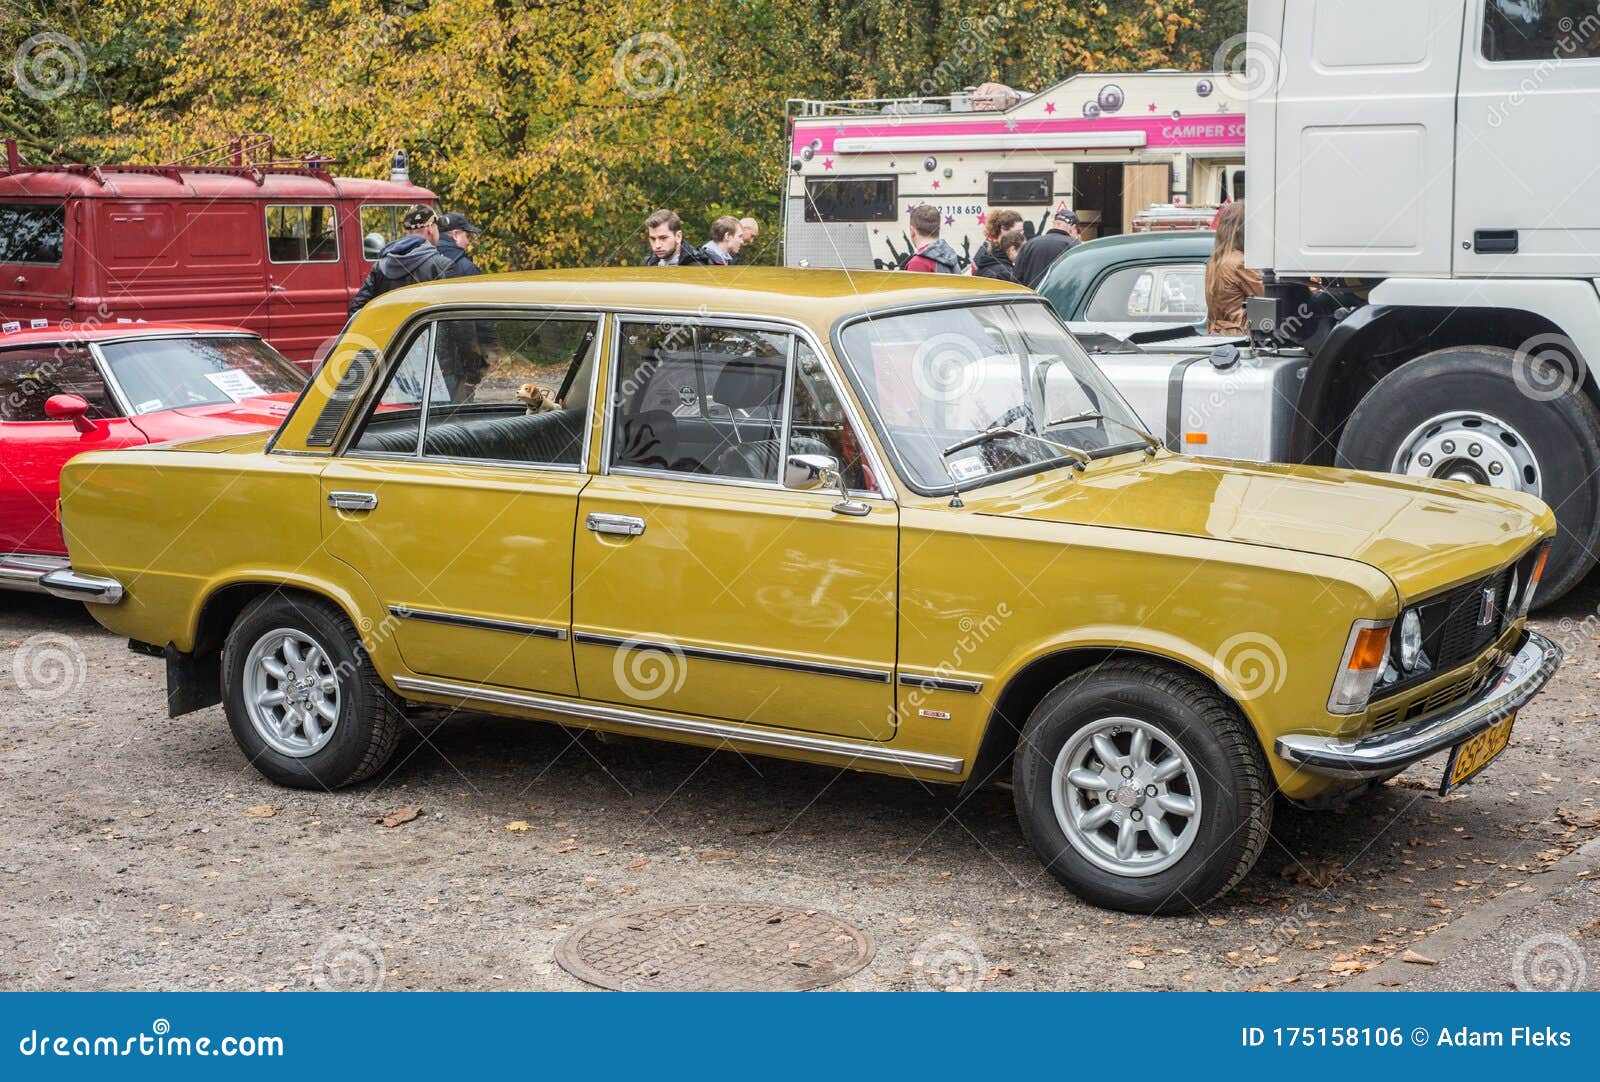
[1439,714,1516,795]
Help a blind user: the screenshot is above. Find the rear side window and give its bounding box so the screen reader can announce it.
[0,343,116,422]
[265,204,339,262]
[1483,0,1600,61]
[0,203,66,265]
[803,177,897,223]
[1084,264,1207,322]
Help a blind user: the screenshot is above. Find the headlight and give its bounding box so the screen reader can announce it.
[1398,608,1431,674]
[1328,619,1393,714]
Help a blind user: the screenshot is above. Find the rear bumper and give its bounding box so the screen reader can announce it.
[1274,630,1562,779]
[2,553,123,604]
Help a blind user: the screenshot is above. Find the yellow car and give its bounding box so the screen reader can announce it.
[51,269,1562,913]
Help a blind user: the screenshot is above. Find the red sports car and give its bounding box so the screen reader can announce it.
[0,321,307,595]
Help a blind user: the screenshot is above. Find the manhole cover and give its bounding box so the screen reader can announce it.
[556,901,874,991]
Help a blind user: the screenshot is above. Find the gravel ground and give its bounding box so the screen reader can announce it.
[2,580,1597,992]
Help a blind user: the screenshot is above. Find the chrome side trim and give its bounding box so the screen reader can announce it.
[391,674,964,776]
[388,605,567,641]
[897,673,985,694]
[39,567,125,605]
[572,631,893,684]
[0,553,70,595]
[1276,630,1562,779]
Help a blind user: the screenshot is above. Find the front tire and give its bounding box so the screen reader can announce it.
[1335,346,1600,606]
[221,591,403,789]
[1012,660,1273,914]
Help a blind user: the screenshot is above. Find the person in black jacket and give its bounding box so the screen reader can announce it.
[643,209,717,266]
[348,205,457,315]
[972,229,1025,283]
[435,212,484,276]
[1013,208,1082,290]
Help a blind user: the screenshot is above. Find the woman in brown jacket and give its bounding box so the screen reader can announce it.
[1204,201,1263,335]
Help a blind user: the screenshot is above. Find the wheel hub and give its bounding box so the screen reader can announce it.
[242,627,341,758]
[1393,411,1541,496]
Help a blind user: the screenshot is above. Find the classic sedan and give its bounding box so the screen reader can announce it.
[0,322,306,593]
[1034,230,1213,334]
[50,270,1562,913]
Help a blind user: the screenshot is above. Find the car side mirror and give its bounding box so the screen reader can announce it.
[45,394,96,434]
[785,453,839,491]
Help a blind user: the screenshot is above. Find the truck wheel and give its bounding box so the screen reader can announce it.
[221,591,403,789]
[1335,346,1600,606]
[1012,660,1273,915]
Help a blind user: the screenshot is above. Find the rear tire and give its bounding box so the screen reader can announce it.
[221,591,403,789]
[1335,346,1600,606]
[1012,660,1272,914]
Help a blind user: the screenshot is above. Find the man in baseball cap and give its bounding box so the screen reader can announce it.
[349,205,456,315]
[436,212,484,277]
[1013,207,1083,290]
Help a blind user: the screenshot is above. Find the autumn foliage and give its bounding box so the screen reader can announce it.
[4,0,1245,269]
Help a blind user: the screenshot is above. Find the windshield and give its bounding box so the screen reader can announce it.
[837,300,1153,491]
[98,336,306,415]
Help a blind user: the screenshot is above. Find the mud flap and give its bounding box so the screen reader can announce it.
[164,644,221,718]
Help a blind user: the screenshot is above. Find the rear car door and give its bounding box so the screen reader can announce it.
[0,340,147,555]
[319,310,603,695]
[572,319,899,742]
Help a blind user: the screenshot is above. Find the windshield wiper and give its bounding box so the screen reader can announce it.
[940,427,1092,470]
[1048,410,1163,457]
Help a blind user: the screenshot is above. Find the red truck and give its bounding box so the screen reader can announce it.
[0,138,436,370]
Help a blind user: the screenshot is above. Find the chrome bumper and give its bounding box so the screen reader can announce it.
[0,553,71,594]
[1275,630,1562,779]
[38,566,125,605]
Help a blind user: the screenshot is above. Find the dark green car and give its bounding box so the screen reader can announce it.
[1034,231,1214,328]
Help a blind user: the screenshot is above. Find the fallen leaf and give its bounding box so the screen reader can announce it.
[1125,959,1146,970]
[1402,949,1438,966]
[504,820,530,833]
[377,806,421,828]
[243,804,278,819]
[698,850,737,862]
[977,965,1014,982]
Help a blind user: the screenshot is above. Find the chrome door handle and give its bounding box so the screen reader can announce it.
[328,490,378,512]
[586,512,646,537]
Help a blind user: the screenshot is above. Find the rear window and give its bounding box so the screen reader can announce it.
[0,203,66,265]
[98,336,306,415]
[803,177,898,223]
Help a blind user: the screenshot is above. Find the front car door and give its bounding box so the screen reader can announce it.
[319,309,603,695]
[572,317,900,742]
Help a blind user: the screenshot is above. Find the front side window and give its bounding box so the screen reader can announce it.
[609,322,788,481]
[359,204,414,260]
[265,204,339,262]
[0,342,115,422]
[803,177,898,223]
[350,315,598,467]
[0,202,66,265]
[838,300,1151,492]
[98,336,305,414]
[1483,0,1600,61]
[1084,264,1206,321]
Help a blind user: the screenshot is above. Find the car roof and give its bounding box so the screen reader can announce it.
[0,321,258,348]
[357,266,1031,330]
[1035,231,1216,318]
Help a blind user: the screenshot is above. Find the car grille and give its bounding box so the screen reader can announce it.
[1372,566,1521,704]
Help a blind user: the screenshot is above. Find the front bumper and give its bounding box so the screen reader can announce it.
[1275,630,1562,779]
[15,559,127,605]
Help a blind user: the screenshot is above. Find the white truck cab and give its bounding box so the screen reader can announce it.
[1242,0,1600,602]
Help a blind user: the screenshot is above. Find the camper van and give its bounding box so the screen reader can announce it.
[0,140,436,368]
[783,70,1246,271]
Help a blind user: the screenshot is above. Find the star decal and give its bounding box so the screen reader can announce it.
[1218,102,1231,114]
[1044,101,1056,114]
[944,214,954,226]
[1148,102,1158,112]
[905,204,917,215]
[1004,117,1019,131]
[932,180,941,190]
[835,123,847,135]
[977,212,987,225]
[823,157,834,170]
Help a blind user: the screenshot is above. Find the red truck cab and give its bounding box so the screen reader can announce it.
[0,140,435,370]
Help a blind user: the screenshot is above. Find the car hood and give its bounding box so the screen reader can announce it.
[967,455,1553,601]
[129,394,297,443]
